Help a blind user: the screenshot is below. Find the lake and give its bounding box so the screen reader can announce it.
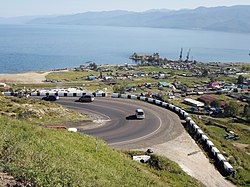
[0,24,249,73]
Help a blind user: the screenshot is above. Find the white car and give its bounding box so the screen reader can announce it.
[135,109,145,119]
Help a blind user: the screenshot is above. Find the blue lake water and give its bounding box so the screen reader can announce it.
[0,24,250,73]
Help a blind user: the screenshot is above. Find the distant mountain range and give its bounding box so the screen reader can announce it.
[2,5,250,33]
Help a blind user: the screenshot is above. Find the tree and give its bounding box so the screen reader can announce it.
[237,75,245,84]
[211,100,221,108]
[132,52,138,58]
[181,85,188,92]
[243,105,250,121]
[224,101,240,117]
[210,76,216,83]
[202,69,209,77]
[89,62,97,70]
[113,83,126,94]
[170,71,175,77]
[204,100,210,106]
[158,93,169,103]
[241,66,250,71]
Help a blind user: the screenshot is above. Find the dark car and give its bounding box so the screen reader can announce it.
[78,94,94,102]
[42,95,59,101]
[13,92,29,98]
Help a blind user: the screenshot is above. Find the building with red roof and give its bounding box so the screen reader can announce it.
[198,95,225,107]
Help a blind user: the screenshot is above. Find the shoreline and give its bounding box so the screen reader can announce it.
[0,68,71,84]
[0,71,51,84]
[0,61,248,85]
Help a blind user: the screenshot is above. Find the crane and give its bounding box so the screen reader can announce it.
[185,48,191,62]
[179,48,183,61]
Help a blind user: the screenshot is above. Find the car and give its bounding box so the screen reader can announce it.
[78,94,94,102]
[135,109,145,119]
[146,148,153,154]
[42,95,59,101]
[14,92,29,98]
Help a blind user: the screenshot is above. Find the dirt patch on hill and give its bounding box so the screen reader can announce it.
[232,142,249,151]
[0,172,31,187]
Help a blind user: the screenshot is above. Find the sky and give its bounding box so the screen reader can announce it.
[1,0,250,17]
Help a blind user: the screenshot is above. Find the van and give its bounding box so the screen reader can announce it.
[135,109,145,119]
[78,94,94,102]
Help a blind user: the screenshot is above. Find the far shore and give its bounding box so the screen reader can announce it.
[0,64,132,84]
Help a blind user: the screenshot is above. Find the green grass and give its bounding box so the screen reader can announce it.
[46,70,99,82]
[0,96,89,125]
[215,75,237,83]
[171,76,209,86]
[0,118,203,186]
[136,66,168,73]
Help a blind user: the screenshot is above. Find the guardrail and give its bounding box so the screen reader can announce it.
[111,93,235,177]
[4,91,106,97]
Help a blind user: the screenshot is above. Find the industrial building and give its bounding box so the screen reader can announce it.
[184,98,205,107]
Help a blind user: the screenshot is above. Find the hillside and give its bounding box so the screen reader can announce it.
[27,5,250,33]
[0,96,203,186]
[0,95,89,125]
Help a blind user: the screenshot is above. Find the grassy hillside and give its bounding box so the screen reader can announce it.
[0,96,89,125]
[0,116,203,187]
[0,96,203,186]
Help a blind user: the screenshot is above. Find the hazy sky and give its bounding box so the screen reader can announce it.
[1,0,250,17]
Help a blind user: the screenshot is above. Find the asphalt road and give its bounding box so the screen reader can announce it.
[57,97,184,149]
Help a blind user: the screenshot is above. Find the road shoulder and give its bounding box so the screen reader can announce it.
[150,131,235,187]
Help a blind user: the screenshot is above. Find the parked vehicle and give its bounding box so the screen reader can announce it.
[78,94,94,102]
[14,92,29,98]
[224,132,240,140]
[135,109,145,119]
[42,95,59,101]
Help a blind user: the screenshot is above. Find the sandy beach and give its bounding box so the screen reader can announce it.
[0,72,50,84]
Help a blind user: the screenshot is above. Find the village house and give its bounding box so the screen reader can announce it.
[103,75,113,81]
[236,84,249,93]
[184,98,205,107]
[198,95,226,107]
[0,83,7,87]
[209,82,220,88]
[223,84,235,91]
[158,82,168,87]
[87,75,95,80]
